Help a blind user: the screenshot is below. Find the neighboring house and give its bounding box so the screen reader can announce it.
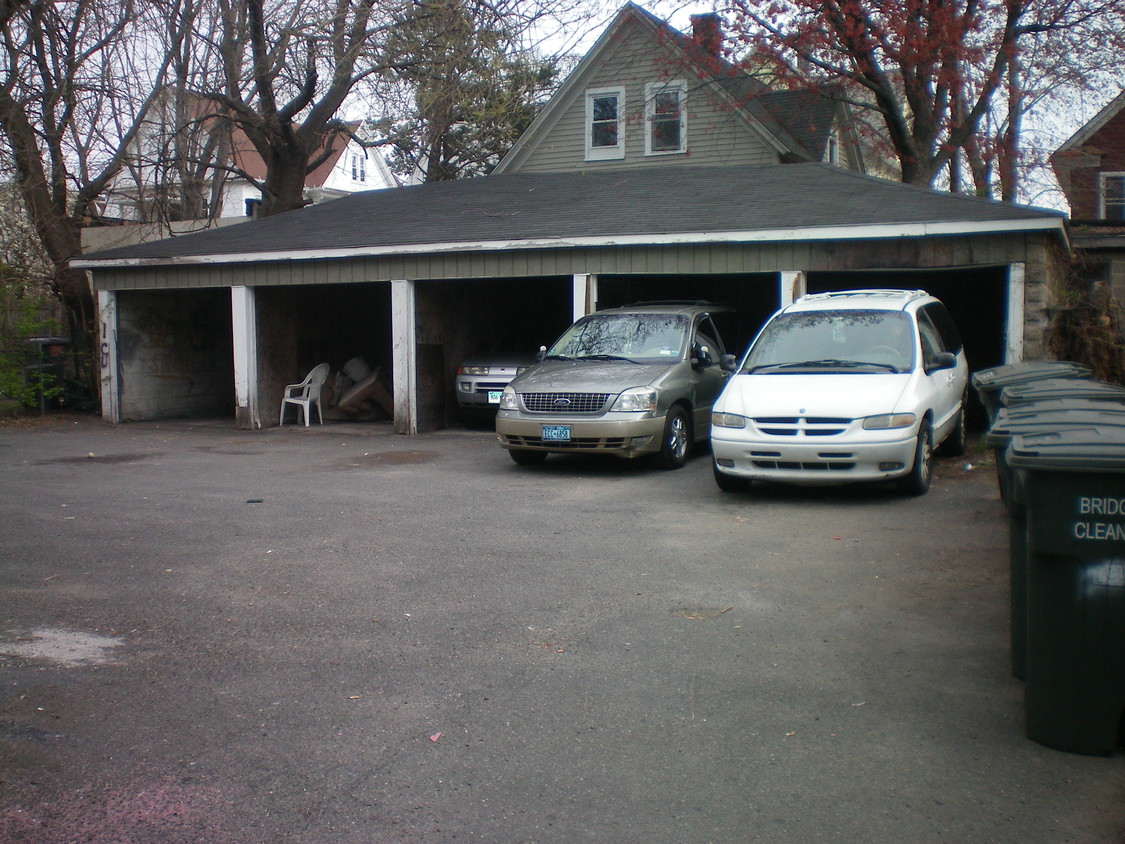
[222,125,397,219]
[103,92,396,225]
[496,4,863,175]
[1051,89,1125,304]
[76,4,1068,434]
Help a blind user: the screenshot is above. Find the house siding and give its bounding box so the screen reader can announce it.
[509,24,779,174]
[87,233,1053,290]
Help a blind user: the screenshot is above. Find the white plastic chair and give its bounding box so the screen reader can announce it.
[279,363,330,426]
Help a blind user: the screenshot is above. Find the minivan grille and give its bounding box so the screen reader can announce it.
[753,416,851,436]
[521,392,612,413]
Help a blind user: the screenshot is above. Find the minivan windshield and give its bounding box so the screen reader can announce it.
[546,313,689,364]
[743,309,915,374]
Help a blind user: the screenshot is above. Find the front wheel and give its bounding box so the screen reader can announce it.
[898,420,933,496]
[509,449,548,466]
[938,397,967,457]
[654,406,691,470]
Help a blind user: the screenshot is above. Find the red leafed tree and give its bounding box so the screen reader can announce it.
[724,0,1125,200]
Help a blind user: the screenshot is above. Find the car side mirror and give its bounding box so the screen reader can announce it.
[720,354,738,372]
[536,345,547,362]
[925,351,956,373]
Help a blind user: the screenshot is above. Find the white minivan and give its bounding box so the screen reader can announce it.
[710,289,968,495]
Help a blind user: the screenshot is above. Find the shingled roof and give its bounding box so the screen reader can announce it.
[76,163,1066,268]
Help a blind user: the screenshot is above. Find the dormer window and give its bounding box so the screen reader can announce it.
[585,87,625,161]
[1100,172,1125,220]
[646,81,686,155]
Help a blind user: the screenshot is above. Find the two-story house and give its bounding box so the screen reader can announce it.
[497,4,863,176]
[102,92,396,226]
[1051,89,1125,304]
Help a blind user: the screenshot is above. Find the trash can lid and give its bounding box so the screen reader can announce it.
[986,407,1125,447]
[970,361,1091,392]
[992,397,1125,418]
[1000,379,1125,407]
[1008,426,1125,471]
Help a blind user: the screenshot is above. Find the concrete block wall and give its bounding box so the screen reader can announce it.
[117,289,234,419]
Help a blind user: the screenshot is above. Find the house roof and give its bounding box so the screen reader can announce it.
[1054,90,1125,155]
[75,163,1067,269]
[230,122,359,188]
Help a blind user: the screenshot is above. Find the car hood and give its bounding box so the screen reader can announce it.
[719,372,911,417]
[511,359,676,393]
[460,352,539,368]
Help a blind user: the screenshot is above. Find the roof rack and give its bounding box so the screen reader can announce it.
[797,289,928,302]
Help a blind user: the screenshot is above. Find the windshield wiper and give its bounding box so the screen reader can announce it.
[746,359,898,373]
[579,354,639,363]
[544,354,575,361]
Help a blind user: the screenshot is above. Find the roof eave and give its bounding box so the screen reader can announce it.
[73,216,1069,270]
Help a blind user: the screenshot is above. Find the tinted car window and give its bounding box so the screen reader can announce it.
[917,313,944,364]
[694,316,725,365]
[919,302,963,353]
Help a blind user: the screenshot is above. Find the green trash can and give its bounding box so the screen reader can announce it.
[1000,378,1125,413]
[988,407,1125,680]
[988,405,1125,506]
[972,362,1091,424]
[1008,427,1125,755]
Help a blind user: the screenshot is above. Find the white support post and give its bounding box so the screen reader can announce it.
[391,279,417,435]
[1006,263,1026,364]
[231,286,260,428]
[573,273,597,321]
[97,290,120,423]
[779,271,805,308]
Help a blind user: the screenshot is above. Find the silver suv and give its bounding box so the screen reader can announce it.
[496,302,733,469]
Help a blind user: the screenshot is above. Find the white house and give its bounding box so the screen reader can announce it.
[103,93,396,224]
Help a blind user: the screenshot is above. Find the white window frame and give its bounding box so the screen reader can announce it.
[1099,172,1125,220]
[645,80,687,156]
[585,86,625,161]
[826,130,840,165]
[351,153,366,183]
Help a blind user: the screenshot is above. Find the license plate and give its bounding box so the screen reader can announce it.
[487,391,502,404]
[541,425,571,442]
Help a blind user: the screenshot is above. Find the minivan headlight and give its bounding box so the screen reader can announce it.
[499,385,519,411]
[611,387,657,412]
[862,413,916,430]
[712,412,747,428]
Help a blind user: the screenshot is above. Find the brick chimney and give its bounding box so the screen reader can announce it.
[691,13,722,57]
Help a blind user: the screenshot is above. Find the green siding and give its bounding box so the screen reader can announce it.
[509,23,779,174]
[89,233,1053,291]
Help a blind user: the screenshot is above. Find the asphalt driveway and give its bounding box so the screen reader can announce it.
[0,416,1122,843]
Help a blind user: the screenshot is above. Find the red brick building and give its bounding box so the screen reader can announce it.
[1051,90,1125,301]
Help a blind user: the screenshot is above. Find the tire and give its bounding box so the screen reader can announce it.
[509,449,548,466]
[898,419,933,496]
[938,397,967,457]
[713,460,751,492]
[654,406,691,470]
